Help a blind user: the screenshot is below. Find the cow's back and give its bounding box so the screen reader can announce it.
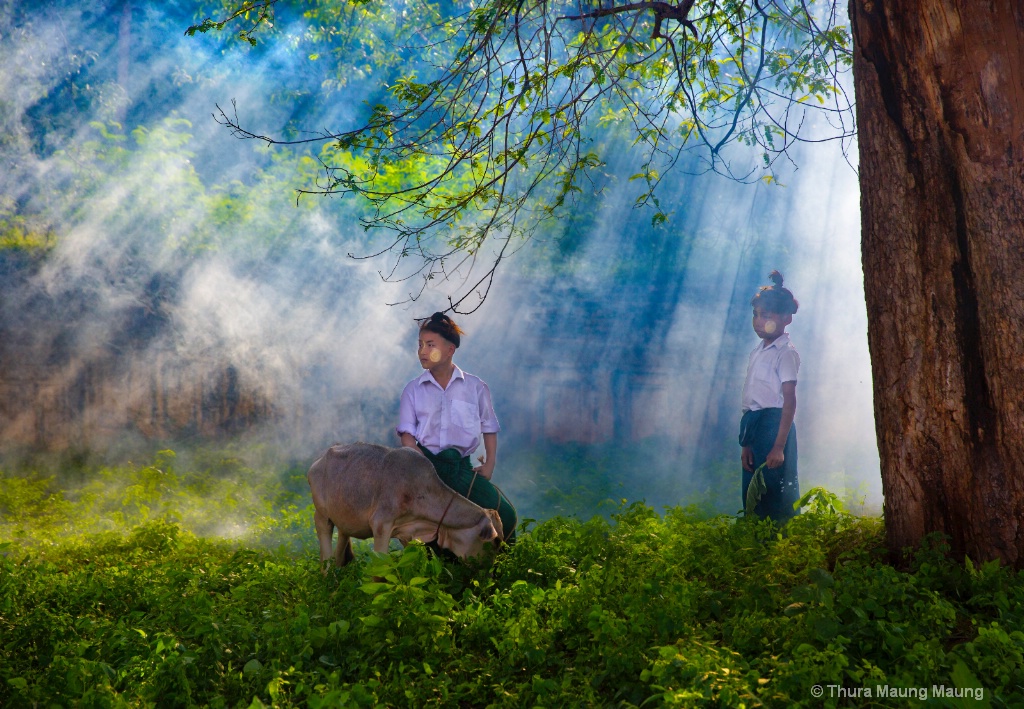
[307,443,390,532]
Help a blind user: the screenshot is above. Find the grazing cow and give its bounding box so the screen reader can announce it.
[307,443,503,568]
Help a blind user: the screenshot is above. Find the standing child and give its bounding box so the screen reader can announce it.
[397,312,517,542]
[739,271,801,523]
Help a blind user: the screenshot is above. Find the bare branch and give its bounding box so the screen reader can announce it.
[559,0,697,38]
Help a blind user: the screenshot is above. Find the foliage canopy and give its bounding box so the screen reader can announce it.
[190,0,854,311]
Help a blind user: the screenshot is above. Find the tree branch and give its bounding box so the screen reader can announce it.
[559,0,697,37]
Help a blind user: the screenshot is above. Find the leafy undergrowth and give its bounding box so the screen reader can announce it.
[1,457,1023,707]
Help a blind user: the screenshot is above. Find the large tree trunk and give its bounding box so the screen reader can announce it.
[851,1,1024,566]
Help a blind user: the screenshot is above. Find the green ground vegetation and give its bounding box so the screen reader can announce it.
[1,453,1023,707]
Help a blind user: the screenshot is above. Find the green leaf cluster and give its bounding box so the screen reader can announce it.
[0,198,55,255]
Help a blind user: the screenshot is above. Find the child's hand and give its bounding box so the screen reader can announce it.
[742,446,754,472]
[474,456,495,480]
[766,444,785,468]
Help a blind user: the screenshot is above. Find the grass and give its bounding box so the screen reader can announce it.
[1,450,1022,707]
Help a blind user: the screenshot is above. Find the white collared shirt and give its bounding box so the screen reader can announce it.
[741,333,800,412]
[396,365,500,457]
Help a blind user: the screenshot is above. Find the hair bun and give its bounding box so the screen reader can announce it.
[750,270,799,314]
[419,311,464,347]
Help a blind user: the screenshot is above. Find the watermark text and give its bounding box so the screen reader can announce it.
[810,684,984,701]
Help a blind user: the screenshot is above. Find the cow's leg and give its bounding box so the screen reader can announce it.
[334,533,354,567]
[314,508,335,571]
[370,519,394,555]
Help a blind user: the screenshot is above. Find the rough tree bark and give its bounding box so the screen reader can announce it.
[851,0,1024,566]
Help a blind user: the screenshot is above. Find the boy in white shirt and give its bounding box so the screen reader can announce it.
[397,312,516,542]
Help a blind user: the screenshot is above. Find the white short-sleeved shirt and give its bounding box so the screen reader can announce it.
[741,333,800,412]
[396,365,500,457]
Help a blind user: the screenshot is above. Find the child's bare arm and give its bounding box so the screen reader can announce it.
[399,432,418,449]
[474,432,497,479]
[766,381,797,468]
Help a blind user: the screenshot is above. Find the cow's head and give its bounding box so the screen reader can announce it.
[441,509,503,561]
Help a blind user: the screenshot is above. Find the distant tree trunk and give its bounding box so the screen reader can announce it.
[116,1,132,124]
[851,1,1024,566]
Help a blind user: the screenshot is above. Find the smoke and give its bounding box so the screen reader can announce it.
[462,126,878,517]
[0,1,880,517]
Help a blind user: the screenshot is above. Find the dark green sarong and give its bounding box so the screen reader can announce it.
[419,445,517,543]
[738,407,799,523]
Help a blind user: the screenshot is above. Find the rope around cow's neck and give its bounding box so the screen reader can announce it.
[434,493,456,541]
[434,470,480,541]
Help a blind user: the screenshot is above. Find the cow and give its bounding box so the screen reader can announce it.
[306,442,503,569]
